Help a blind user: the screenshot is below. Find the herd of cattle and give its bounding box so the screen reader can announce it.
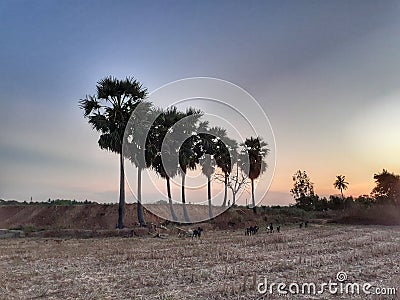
[245,221,308,236]
[176,221,309,239]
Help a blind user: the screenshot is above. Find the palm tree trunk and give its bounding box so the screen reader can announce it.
[221,173,228,207]
[208,175,213,220]
[181,173,190,223]
[251,179,257,214]
[341,187,345,209]
[166,176,177,222]
[117,152,125,229]
[137,167,145,226]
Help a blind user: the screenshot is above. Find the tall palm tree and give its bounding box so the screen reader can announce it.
[215,136,238,207]
[79,76,147,229]
[178,108,203,223]
[241,137,269,213]
[333,175,349,199]
[179,139,198,223]
[197,123,222,220]
[149,107,187,222]
[125,102,154,226]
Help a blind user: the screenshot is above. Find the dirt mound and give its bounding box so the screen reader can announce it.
[0,203,340,232]
[0,204,161,230]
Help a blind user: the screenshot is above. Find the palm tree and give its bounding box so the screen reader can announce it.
[197,124,223,220]
[333,175,349,199]
[215,136,237,207]
[149,107,187,222]
[125,101,154,226]
[79,76,147,229]
[178,108,203,223]
[241,137,269,213]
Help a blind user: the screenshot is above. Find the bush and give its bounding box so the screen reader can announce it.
[333,204,400,225]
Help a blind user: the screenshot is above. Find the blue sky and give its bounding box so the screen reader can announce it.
[1,0,400,205]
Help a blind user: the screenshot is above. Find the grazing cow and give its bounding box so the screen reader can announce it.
[299,222,303,229]
[267,223,274,233]
[304,221,309,228]
[276,225,281,233]
[192,227,203,238]
[246,225,259,236]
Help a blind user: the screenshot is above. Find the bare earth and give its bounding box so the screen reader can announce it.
[1,224,399,300]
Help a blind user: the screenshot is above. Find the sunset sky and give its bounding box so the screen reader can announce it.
[1,1,400,206]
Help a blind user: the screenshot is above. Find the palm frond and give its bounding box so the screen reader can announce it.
[79,95,101,117]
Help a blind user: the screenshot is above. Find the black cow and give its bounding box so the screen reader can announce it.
[246,225,259,236]
[267,223,274,233]
[192,227,203,238]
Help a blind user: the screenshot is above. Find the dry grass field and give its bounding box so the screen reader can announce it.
[1,224,399,300]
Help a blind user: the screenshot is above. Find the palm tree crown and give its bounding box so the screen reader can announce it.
[333,175,349,199]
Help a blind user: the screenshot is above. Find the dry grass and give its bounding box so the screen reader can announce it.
[1,224,399,299]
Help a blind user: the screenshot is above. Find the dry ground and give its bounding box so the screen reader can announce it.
[1,224,399,300]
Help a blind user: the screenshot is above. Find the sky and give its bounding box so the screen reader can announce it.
[1,0,400,206]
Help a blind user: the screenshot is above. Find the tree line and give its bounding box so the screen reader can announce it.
[290,169,400,211]
[0,199,97,206]
[79,76,269,228]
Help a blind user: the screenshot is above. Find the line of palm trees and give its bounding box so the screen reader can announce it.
[79,76,269,228]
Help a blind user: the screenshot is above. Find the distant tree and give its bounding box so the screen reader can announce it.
[296,194,321,211]
[355,194,375,207]
[343,196,355,209]
[371,169,400,205]
[79,76,147,229]
[241,137,269,213]
[290,170,316,210]
[333,175,349,199]
[328,195,345,210]
[328,195,354,210]
[314,196,329,211]
[290,170,314,199]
